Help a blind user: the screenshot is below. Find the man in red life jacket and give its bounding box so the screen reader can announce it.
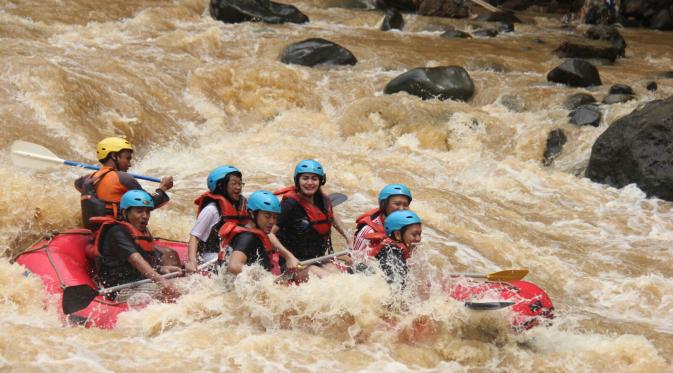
[352,184,412,262]
[270,159,352,280]
[75,137,173,229]
[94,190,181,302]
[186,166,249,274]
[222,190,293,275]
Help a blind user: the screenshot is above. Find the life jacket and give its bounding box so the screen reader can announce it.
[366,234,411,260]
[273,186,334,238]
[194,192,250,253]
[90,216,156,258]
[79,167,117,229]
[218,222,281,275]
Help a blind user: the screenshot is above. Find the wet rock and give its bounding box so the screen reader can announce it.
[497,22,514,33]
[564,92,596,110]
[569,104,601,127]
[552,40,621,63]
[280,38,357,67]
[547,59,602,87]
[384,66,475,101]
[542,129,567,167]
[475,11,522,23]
[586,96,673,201]
[650,9,673,30]
[499,94,525,112]
[646,81,658,91]
[374,0,416,12]
[609,84,634,95]
[602,94,636,105]
[417,0,469,18]
[658,71,673,79]
[210,0,308,24]
[585,25,626,57]
[472,29,499,37]
[381,8,404,31]
[440,29,471,38]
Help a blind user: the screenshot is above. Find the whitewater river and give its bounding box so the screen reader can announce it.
[1,0,672,371]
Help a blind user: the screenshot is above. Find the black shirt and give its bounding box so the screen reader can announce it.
[275,197,331,261]
[230,232,271,270]
[96,225,160,288]
[375,244,408,288]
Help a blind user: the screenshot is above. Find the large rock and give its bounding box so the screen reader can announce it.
[380,8,404,31]
[552,40,622,63]
[210,0,308,24]
[280,38,357,67]
[564,92,596,110]
[417,0,469,18]
[384,66,475,101]
[650,9,673,30]
[475,11,522,23]
[569,104,601,127]
[602,94,635,105]
[543,129,567,166]
[609,84,634,95]
[547,59,602,87]
[586,96,673,200]
[585,25,626,57]
[375,0,417,12]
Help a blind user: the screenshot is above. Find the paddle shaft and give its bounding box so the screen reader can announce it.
[298,250,350,268]
[470,0,499,12]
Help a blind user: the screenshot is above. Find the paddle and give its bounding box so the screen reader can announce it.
[465,301,515,311]
[10,140,161,183]
[470,0,499,12]
[448,269,528,282]
[275,250,351,284]
[62,257,218,315]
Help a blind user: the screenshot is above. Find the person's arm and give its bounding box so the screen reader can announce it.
[185,235,200,273]
[227,251,248,275]
[118,172,171,208]
[185,205,220,273]
[127,253,180,302]
[269,225,299,269]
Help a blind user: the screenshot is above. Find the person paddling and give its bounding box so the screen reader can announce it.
[92,190,182,302]
[352,184,412,262]
[270,159,352,280]
[223,190,295,275]
[75,137,173,229]
[186,166,248,274]
[367,210,422,288]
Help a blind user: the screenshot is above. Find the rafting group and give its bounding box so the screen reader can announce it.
[71,137,423,302]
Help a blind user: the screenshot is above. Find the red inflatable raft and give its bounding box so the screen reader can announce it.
[14,229,189,329]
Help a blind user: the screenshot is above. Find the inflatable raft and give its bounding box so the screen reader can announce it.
[15,230,553,330]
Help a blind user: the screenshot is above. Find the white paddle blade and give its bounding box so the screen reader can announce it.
[11,140,63,170]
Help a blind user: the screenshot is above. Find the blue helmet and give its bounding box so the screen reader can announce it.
[207,165,242,192]
[247,190,281,214]
[294,159,325,185]
[384,210,421,237]
[378,184,412,203]
[120,190,154,210]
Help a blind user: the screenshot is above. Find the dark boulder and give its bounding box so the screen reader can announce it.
[547,59,602,87]
[552,40,621,63]
[646,81,658,91]
[384,66,475,101]
[609,84,634,95]
[585,25,626,57]
[475,11,522,23]
[542,129,567,166]
[280,38,357,67]
[210,0,308,24]
[650,9,673,30]
[375,0,416,12]
[417,0,469,18]
[564,92,596,110]
[472,29,499,37]
[440,29,471,38]
[586,96,673,201]
[658,71,673,79]
[602,94,636,104]
[569,104,601,127]
[381,8,404,31]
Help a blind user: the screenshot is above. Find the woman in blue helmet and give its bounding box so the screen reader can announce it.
[222,190,293,275]
[186,166,249,274]
[94,190,182,302]
[271,159,352,279]
[367,210,422,287]
[353,184,412,261]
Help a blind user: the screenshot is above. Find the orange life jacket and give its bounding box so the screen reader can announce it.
[355,208,385,233]
[218,222,281,275]
[79,167,118,226]
[90,216,156,258]
[274,186,333,237]
[366,234,411,260]
[194,192,250,225]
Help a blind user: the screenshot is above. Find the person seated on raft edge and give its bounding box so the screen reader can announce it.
[185,166,248,274]
[222,190,293,276]
[352,184,412,263]
[269,159,353,281]
[74,137,173,230]
[93,190,182,302]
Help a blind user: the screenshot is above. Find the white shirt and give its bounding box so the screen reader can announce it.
[189,203,221,242]
[352,214,383,261]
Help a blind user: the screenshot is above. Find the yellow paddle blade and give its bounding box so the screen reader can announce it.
[484,269,529,282]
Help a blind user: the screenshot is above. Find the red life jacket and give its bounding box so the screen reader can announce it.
[274,186,333,237]
[90,216,156,258]
[218,222,281,275]
[366,234,411,260]
[194,192,250,226]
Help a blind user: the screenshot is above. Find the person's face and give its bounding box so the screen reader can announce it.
[384,195,411,216]
[298,173,320,196]
[114,150,133,171]
[255,211,277,234]
[226,175,243,201]
[125,207,151,232]
[393,224,422,250]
